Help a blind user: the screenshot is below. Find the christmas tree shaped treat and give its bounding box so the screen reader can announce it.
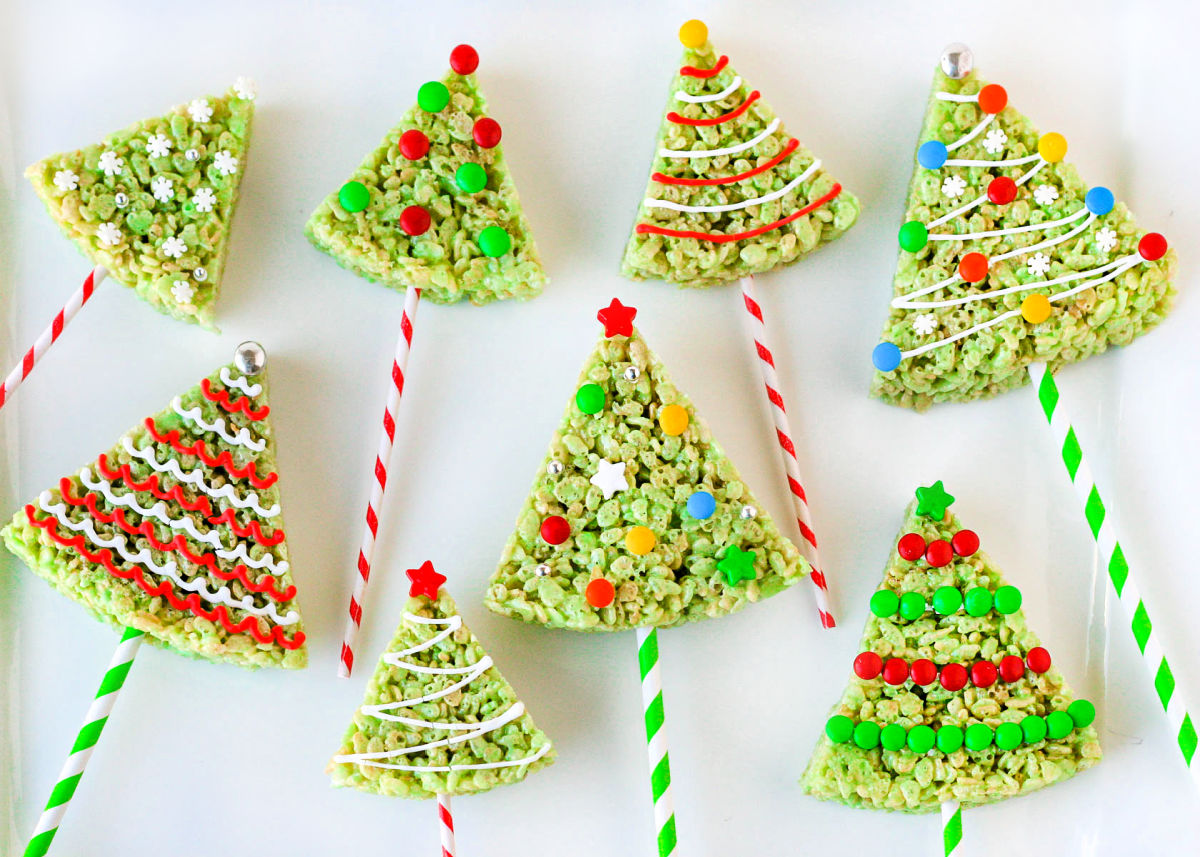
[622,20,859,288]
[871,44,1175,410]
[332,562,553,851]
[802,483,1100,849]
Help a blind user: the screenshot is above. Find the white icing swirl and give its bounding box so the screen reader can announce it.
[171,397,265,451]
[122,437,280,518]
[675,75,742,104]
[659,117,781,159]
[945,113,995,153]
[219,368,262,397]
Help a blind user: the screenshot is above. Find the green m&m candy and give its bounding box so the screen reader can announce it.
[994,585,1022,614]
[933,585,963,615]
[881,724,907,751]
[853,720,881,750]
[417,81,450,112]
[908,724,936,754]
[338,180,370,213]
[1068,699,1096,729]
[936,724,964,753]
[1047,710,1074,740]
[1021,715,1048,744]
[825,715,854,744]
[964,586,993,617]
[869,590,900,618]
[478,225,511,257]
[898,220,929,252]
[995,722,1023,751]
[456,162,487,193]
[965,723,993,751]
[899,592,926,621]
[575,383,605,415]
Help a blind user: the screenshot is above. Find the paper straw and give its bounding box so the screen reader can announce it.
[941,800,962,855]
[1029,361,1199,785]
[739,276,835,628]
[0,266,106,411]
[24,627,143,857]
[437,793,456,857]
[339,284,422,677]
[636,627,677,857]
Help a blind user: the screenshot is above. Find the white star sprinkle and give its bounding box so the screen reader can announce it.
[589,459,629,499]
[982,128,1008,155]
[941,175,967,199]
[1095,227,1118,253]
[912,314,939,336]
[1027,252,1052,276]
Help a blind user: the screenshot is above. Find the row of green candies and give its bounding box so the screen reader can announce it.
[869,583,1022,621]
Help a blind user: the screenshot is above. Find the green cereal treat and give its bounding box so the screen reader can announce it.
[306,45,546,306]
[485,298,809,632]
[622,25,859,289]
[801,483,1100,813]
[1,344,306,669]
[330,570,554,799]
[25,81,256,329]
[871,51,1175,410]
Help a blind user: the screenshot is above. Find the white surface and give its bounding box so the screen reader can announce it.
[1,1,1198,855]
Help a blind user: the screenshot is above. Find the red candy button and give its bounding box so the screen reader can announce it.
[897,533,927,561]
[1026,646,1052,674]
[987,176,1017,205]
[400,205,432,236]
[883,658,910,686]
[925,539,953,567]
[399,129,430,160]
[585,578,615,608]
[1000,655,1026,683]
[971,661,998,688]
[473,117,502,148]
[853,652,883,680]
[977,84,1008,114]
[958,252,989,283]
[952,529,980,557]
[911,659,938,686]
[450,44,479,75]
[1138,232,1168,261]
[540,515,570,545]
[940,663,968,692]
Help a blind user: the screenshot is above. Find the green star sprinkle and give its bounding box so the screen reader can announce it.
[717,545,757,586]
[915,480,955,520]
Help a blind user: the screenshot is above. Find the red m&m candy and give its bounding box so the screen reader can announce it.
[882,658,910,686]
[400,205,432,236]
[971,660,998,688]
[911,659,938,686]
[540,515,570,545]
[897,533,927,561]
[987,176,1017,205]
[940,663,968,691]
[1138,232,1168,261]
[925,539,953,567]
[399,129,430,160]
[473,117,502,148]
[977,84,1008,114]
[958,252,989,283]
[853,652,883,680]
[450,44,479,75]
[1026,646,1052,674]
[585,578,615,608]
[952,529,980,557]
[1000,655,1026,683]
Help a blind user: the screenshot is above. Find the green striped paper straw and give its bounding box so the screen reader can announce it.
[941,800,962,855]
[636,627,677,857]
[24,627,144,857]
[1029,362,1199,784]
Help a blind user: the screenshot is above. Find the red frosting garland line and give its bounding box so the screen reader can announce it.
[206,508,285,546]
[636,183,842,244]
[200,378,270,420]
[652,138,800,187]
[26,506,303,649]
[680,54,728,78]
[96,454,213,514]
[143,419,278,489]
[667,91,760,127]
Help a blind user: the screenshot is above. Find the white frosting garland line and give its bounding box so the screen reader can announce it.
[659,117,780,159]
[366,659,493,712]
[643,159,821,214]
[219,367,262,397]
[989,213,1096,266]
[927,160,1046,229]
[945,113,995,153]
[335,703,527,763]
[171,397,265,451]
[393,612,463,657]
[944,152,1042,169]
[122,437,280,518]
[675,75,741,104]
[37,493,298,625]
[928,205,1088,242]
[333,742,551,773]
[936,92,978,103]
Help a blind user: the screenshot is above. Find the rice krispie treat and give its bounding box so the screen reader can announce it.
[622,20,859,288]
[331,562,554,798]
[871,46,1175,410]
[2,343,305,669]
[486,298,809,631]
[801,482,1100,812]
[25,82,255,329]
[306,44,546,305]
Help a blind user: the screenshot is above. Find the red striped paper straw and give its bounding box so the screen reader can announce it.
[739,275,835,628]
[0,266,107,411]
[338,283,421,678]
[438,793,456,857]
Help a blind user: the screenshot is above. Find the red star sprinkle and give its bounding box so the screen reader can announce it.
[406,561,446,599]
[597,298,637,338]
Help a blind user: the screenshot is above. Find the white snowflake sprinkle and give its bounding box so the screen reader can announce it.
[161,236,187,259]
[187,99,213,123]
[233,76,257,100]
[1033,185,1059,207]
[589,459,629,500]
[1027,252,1052,276]
[98,151,124,177]
[941,175,967,199]
[171,280,195,304]
[1095,227,1118,253]
[146,133,172,158]
[96,222,121,246]
[212,151,238,176]
[53,170,79,192]
[982,128,1008,155]
[192,187,217,213]
[912,314,939,336]
[150,175,174,203]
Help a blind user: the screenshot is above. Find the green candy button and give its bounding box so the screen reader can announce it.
[1021,715,1048,744]
[1068,699,1096,729]
[899,591,926,621]
[1047,710,1074,740]
[869,590,900,618]
[964,587,993,617]
[936,724,964,753]
[965,723,993,751]
[575,383,605,415]
[478,225,511,257]
[853,720,881,750]
[881,724,907,751]
[933,585,963,615]
[825,715,854,744]
[898,220,929,252]
[455,162,487,193]
[995,722,1023,751]
[994,585,1022,614]
[338,180,369,213]
[417,81,450,112]
[908,724,936,754]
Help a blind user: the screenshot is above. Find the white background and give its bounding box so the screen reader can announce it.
[1,1,1197,855]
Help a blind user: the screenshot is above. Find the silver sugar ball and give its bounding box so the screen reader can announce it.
[623,366,640,382]
[940,43,973,80]
[193,267,208,282]
[547,460,564,476]
[740,505,758,520]
[185,148,200,162]
[234,340,266,376]
[114,192,129,208]
[535,563,552,577]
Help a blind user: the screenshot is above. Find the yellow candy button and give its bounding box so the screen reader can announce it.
[1037,132,1067,163]
[658,404,689,436]
[1021,294,1052,324]
[626,526,657,556]
[678,19,708,49]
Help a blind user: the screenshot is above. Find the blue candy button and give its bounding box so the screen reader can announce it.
[917,141,948,170]
[687,491,716,520]
[872,342,902,372]
[1085,186,1114,216]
